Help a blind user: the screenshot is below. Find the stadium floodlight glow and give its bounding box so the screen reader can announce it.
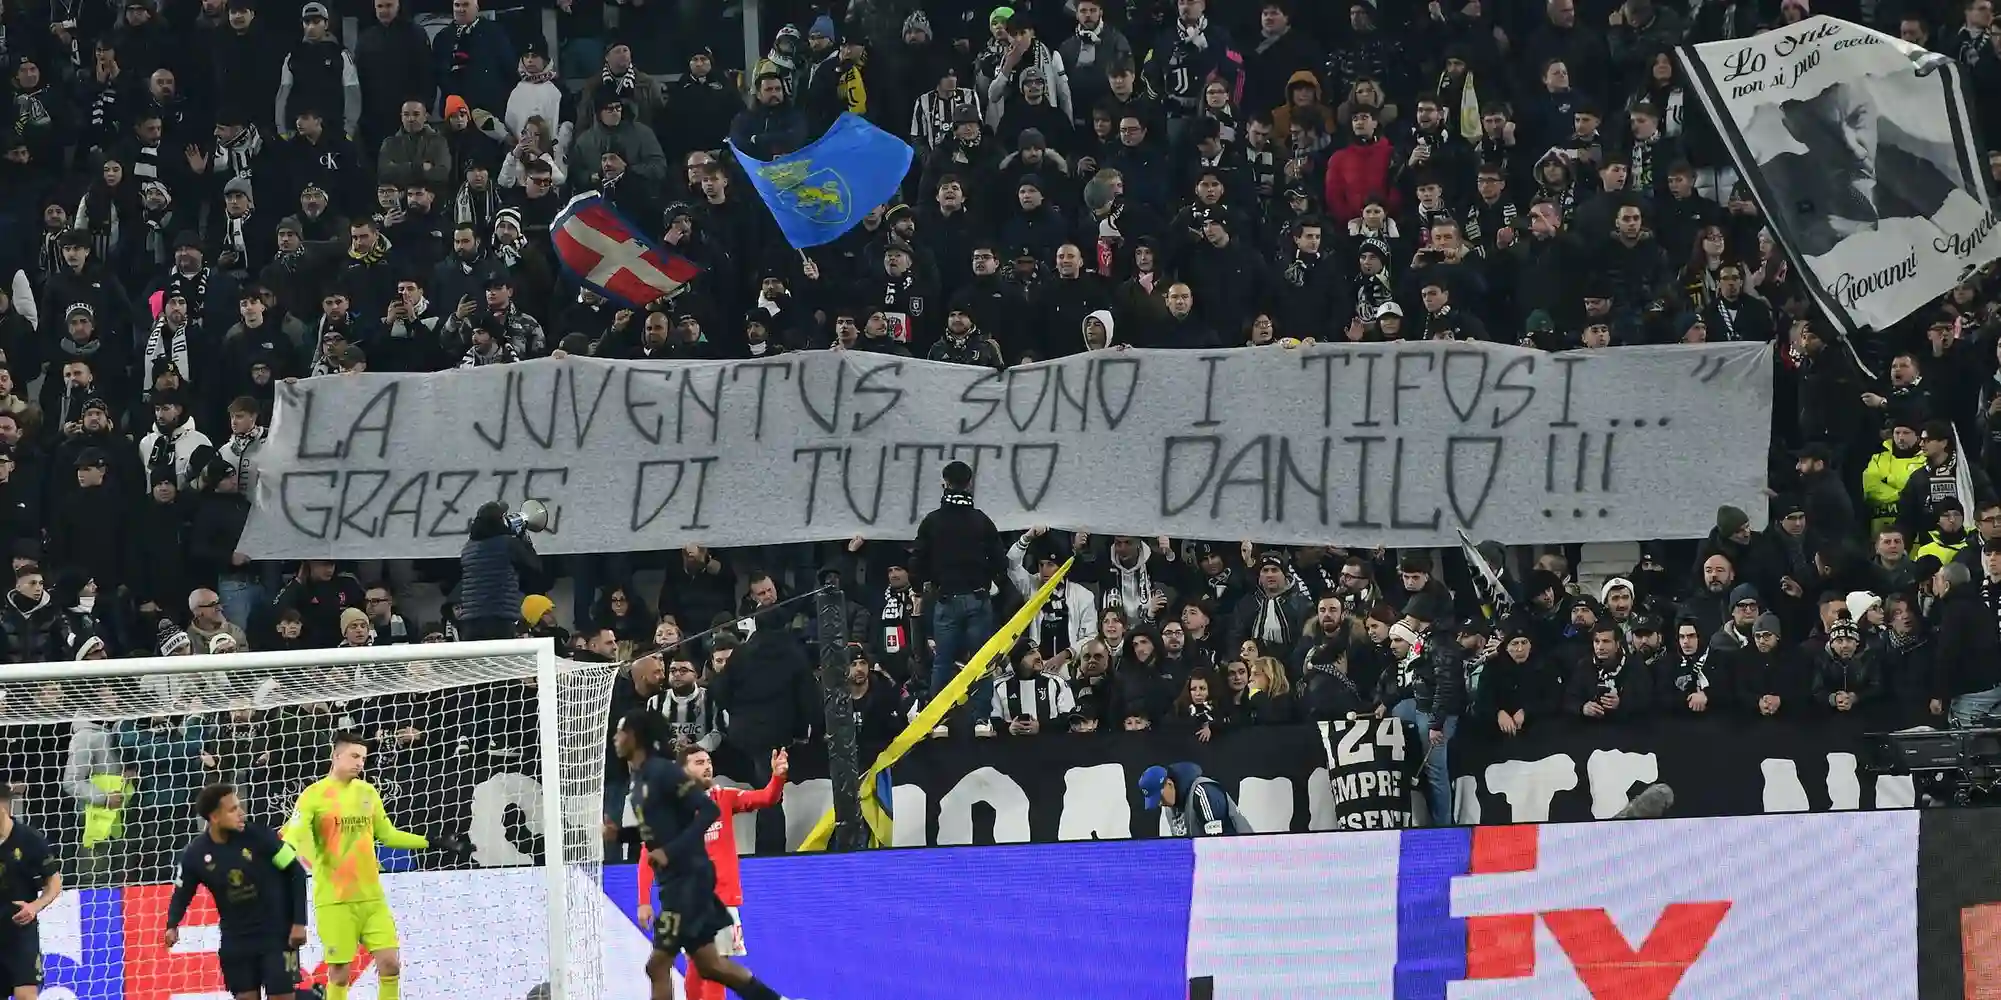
[0,638,618,1000]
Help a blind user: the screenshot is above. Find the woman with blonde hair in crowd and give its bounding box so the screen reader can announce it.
[1246,656,1296,724]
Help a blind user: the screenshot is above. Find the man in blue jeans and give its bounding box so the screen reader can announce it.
[912,460,1007,736]
[1383,616,1470,825]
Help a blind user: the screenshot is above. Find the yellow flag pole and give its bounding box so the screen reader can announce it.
[797,557,1077,851]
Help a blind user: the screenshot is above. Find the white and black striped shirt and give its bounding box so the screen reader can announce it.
[649,686,727,752]
[911,88,984,150]
[990,674,1076,726]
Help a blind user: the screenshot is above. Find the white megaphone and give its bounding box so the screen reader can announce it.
[513,499,551,533]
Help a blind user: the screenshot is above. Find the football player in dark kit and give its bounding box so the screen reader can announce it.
[165,784,310,1000]
[616,710,802,1000]
[0,784,61,1000]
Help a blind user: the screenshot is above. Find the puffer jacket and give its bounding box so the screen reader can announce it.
[0,589,62,663]
[456,520,534,624]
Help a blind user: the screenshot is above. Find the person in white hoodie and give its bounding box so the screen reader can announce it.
[505,46,565,142]
[1007,526,1099,678]
[1082,308,1116,351]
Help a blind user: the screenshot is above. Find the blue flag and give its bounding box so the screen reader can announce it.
[730,113,914,249]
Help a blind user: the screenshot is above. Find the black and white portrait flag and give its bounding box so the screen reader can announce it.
[1681,16,1998,336]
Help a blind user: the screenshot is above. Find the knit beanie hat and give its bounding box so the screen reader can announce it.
[339,607,370,633]
[1753,613,1782,636]
[1828,613,1860,643]
[1716,504,1750,536]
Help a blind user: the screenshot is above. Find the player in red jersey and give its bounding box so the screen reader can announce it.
[638,747,787,1000]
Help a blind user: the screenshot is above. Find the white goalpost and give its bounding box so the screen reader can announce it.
[0,638,622,1000]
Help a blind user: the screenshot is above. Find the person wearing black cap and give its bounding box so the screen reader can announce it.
[911,459,1006,733]
[1813,610,1883,715]
[876,234,939,347]
[664,45,739,161]
[1862,411,1926,537]
[926,304,1004,368]
[572,92,668,191]
[1790,441,1856,542]
[274,2,361,140]
[919,105,1003,209]
[48,447,134,599]
[143,288,197,395]
[39,231,136,355]
[843,644,905,758]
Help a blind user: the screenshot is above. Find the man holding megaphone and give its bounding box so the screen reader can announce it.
[455,500,549,640]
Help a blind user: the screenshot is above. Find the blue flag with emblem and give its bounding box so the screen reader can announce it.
[730,112,913,249]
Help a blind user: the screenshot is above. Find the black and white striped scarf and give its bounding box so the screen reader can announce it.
[1036,582,1070,659]
[145,317,191,381]
[215,126,262,178]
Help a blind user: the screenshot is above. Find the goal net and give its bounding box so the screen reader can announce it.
[0,638,622,1000]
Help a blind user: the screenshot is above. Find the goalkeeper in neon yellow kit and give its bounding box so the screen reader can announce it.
[284,733,429,1000]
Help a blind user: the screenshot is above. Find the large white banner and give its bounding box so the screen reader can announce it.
[1681,16,1999,335]
[238,343,1773,560]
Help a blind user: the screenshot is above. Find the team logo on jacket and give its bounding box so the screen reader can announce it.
[908,297,924,315]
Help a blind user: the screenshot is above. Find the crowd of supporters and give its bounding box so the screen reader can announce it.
[0,0,1996,867]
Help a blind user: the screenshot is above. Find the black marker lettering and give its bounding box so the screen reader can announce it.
[379,472,430,539]
[1276,437,1331,526]
[566,364,614,446]
[277,471,339,538]
[1489,355,1538,428]
[793,447,839,525]
[677,367,723,445]
[1549,355,1585,427]
[1339,436,1385,529]
[1390,351,1435,429]
[892,443,947,521]
[794,358,847,434]
[472,372,518,450]
[1094,356,1142,430]
[1388,438,1441,530]
[1009,443,1060,510]
[1209,435,1273,521]
[428,471,480,537]
[1005,366,1051,433]
[956,370,1006,434]
[1160,436,1222,517]
[1345,353,1383,428]
[851,362,905,433]
[1195,355,1225,427]
[334,471,392,538]
[730,359,792,441]
[1445,437,1504,526]
[1439,349,1488,424]
[622,368,672,445]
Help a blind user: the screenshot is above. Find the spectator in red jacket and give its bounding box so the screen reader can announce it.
[1324,107,1399,225]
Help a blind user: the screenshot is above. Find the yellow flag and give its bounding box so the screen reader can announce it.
[799,558,1076,851]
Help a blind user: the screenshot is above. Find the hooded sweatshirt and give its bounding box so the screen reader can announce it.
[1081,308,1116,350]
